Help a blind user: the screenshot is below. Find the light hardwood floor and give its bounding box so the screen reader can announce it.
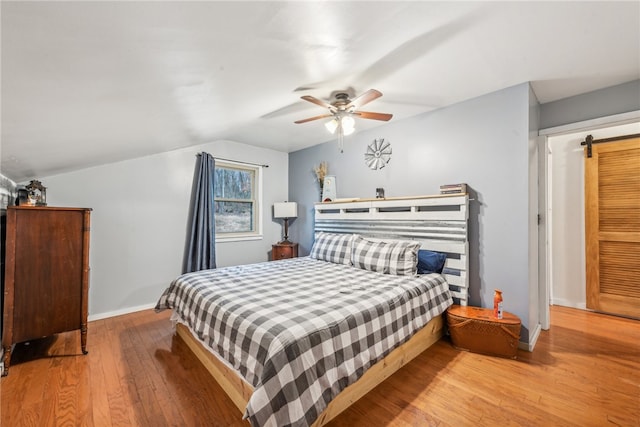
[1,305,638,426]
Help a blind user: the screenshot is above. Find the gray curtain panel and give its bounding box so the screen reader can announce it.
[183,152,216,273]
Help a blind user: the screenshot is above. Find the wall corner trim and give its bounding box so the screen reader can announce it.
[519,323,542,352]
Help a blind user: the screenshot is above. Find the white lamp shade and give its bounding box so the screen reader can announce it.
[273,202,298,218]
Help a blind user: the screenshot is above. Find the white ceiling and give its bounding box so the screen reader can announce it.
[2,1,639,182]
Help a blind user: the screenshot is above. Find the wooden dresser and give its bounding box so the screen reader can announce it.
[271,242,298,260]
[2,206,91,376]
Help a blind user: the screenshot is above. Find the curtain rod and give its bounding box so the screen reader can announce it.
[196,153,269,168]
[580,133,640,158]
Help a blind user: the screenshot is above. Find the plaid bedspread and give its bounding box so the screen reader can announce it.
[155,257,452,427]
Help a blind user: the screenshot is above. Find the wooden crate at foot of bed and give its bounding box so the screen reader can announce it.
[175,314,445,426]
[446,305,521,359]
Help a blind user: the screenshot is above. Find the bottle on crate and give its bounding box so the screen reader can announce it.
[493,289,504,319]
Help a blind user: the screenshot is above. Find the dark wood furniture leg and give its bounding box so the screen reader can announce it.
[81,324,88,355]
[2,345,12,376]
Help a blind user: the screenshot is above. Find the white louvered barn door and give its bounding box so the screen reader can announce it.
[585,136,640,319]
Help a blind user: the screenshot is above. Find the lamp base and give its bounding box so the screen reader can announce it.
[280,218,291,244]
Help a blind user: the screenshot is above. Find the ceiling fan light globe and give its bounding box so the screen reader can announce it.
[325,118,338,134]
[341,116,355,135]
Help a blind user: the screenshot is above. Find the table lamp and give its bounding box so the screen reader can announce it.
[273,201,298,243]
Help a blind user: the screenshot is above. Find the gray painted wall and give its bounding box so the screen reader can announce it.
[40,140,288,319]
[539,79,640,129]
[289,83,535,342]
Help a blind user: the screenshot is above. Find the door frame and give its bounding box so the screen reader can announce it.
[539,110,640,328]
[538,135,550,330]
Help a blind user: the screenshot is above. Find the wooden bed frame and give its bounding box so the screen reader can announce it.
[176,315,444,426]
[173,194,469,425]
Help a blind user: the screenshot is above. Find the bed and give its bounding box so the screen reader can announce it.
[156,194,469,426]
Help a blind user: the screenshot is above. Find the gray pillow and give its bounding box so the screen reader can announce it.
[309,232,354,265]
[351,235,420,276]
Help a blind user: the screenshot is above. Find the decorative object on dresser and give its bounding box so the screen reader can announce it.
[2,206,91,376]
[446,305,521,359]
[271,242,299,260]
[273,201,297,242]
[25,179,47,206]
[15,187,29,206]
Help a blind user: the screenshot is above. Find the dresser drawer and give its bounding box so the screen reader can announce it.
[272,243,298,260]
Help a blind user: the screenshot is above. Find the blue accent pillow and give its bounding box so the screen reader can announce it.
[417,250,447,274]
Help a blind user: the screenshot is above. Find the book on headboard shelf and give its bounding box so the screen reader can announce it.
[440,183,467,194]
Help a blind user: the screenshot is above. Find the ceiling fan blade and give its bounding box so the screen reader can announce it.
[353,111,393,121]
[261,100,320,119]
[294,113,333,124]
[345,89,382,109]
[301,95,336,111]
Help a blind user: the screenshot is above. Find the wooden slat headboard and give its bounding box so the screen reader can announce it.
[314,194,469,305]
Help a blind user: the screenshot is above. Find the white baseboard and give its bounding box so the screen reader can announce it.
[88,303,157,322]
[551,299,587,310]
[519,322,541,352]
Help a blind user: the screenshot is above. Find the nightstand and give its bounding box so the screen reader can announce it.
[446,305,521,359]
[272,242,298,260]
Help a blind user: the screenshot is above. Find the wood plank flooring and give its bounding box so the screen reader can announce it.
[1,305,638,426]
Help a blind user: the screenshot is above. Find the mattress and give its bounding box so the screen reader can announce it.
[155,257,453,426]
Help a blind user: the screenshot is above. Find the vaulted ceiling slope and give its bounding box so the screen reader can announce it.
[2,1,639,182]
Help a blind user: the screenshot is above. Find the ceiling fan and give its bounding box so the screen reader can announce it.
[294,89,393,152]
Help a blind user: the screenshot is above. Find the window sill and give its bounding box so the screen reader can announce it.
[216,234,263,243]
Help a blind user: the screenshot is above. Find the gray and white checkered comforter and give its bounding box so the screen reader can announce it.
[155,257,452,427]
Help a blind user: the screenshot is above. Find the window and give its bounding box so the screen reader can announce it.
[214,161,262,241]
